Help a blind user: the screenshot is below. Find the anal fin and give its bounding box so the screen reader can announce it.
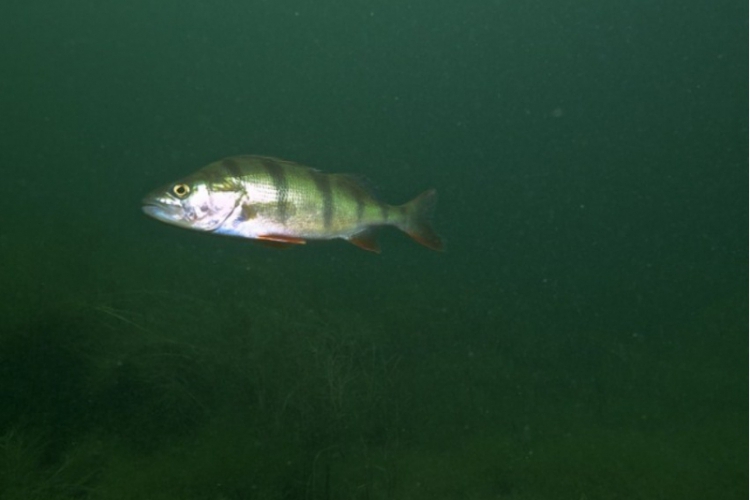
[348,229,381,253]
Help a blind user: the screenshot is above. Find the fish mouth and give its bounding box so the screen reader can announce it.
[141,196,186,224]
[142,203,176,220]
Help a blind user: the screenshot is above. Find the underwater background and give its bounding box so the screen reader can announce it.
[0,0,745,498]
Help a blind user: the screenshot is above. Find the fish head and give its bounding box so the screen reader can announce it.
[142,174,241,232]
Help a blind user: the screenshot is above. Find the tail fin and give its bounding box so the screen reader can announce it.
[399,189,444,251]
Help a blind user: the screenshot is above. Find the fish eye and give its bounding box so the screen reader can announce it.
[172,183,191,198]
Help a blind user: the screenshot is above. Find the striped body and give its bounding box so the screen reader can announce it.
[142,155,442,252]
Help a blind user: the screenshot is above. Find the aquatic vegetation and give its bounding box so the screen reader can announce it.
[0,261,743,499]
[0,428,102,500]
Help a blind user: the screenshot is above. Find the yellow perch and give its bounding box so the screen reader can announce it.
[142,155,443,253]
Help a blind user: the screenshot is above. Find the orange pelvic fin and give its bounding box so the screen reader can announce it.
[399,189,444,251]
[255,240,297,249]
[257,234,307,245]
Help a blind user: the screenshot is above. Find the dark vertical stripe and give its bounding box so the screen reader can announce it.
[380,202,389,223]
[221,157,243,179]
[311,171,334,230]
[398,205,408,220]
[261,158,289,223]
[356,190,366,224]
[337,176,367,224]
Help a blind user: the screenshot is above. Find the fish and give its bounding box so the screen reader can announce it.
[142,155,443,253]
